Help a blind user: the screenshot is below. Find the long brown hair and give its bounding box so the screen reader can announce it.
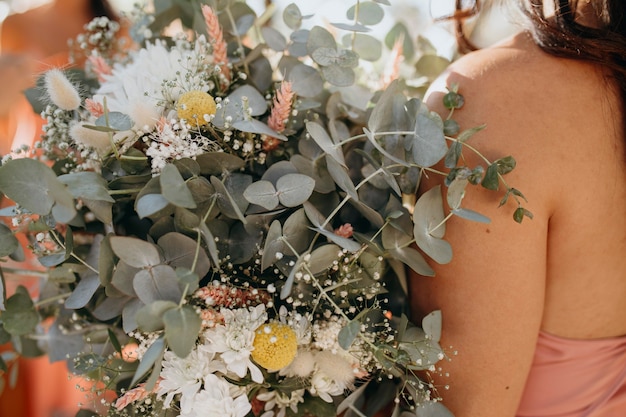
[522,0,626,125]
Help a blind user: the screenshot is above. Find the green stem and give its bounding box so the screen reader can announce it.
[225,6,249,75]
[108,188,144,195]
[34,291,72,308]
[50,231,98,274]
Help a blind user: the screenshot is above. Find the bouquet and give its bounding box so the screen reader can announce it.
[0,1,530,416]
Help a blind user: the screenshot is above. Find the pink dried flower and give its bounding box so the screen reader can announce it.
[88,55,112,83]
[268,81,294,134]
[114,381,160,410]
[200,308,225,328]
[201,5,231,85]
[334,223,354,238]
[262,136,280,152]
[85,98,104,118]
[194,283,270,308]
[381,37,404,89]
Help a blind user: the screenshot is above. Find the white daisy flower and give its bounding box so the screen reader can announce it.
[156,348,221,413]
[179,374,251,417]
[257,389,305,417]
[202,304,267,383]
[93,36,215,132]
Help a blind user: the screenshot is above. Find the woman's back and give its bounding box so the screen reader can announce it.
[410,30,626,416]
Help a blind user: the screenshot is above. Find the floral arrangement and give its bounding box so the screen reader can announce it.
[0,1,531,417]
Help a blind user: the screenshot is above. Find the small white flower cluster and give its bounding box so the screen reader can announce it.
[41,104,74,156]
[144,118,220,173]
[70,16,121,61]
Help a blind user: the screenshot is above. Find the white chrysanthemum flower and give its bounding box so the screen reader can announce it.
[93,37,214,131]
[257,389,305,417]
[202,304,267,383]
[44,69,81,111]
[156,348,222,413]
[179,374,251,417]
[309,369,346,403]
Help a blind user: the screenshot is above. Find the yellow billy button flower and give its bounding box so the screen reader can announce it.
[176,90,217,126]
[252,322,298,371]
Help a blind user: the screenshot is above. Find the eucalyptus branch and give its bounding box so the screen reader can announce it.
[49,230,98,274]
[320,166,385,229]
[225,6,249,75]
[34,291,72,308]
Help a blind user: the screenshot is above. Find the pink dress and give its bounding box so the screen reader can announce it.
[517,331,626,417]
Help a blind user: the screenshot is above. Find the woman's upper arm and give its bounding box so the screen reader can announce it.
[410,54,554,417]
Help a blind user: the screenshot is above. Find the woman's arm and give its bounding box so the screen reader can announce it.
[410,36,558,417]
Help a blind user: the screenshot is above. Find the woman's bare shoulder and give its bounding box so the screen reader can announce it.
[425,31,616,210]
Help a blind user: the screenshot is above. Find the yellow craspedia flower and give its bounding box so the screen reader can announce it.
[252,322,298,371]
[176,90,217,126]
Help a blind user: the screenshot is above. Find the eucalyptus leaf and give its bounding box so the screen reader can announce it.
[198,223,221,267]
[306,26,337,53]
[415,55,451,80]
[325,155,358,201]
[261,26,287,51]
[408,104,448,168]
[232,119,288,140]
[314,227,362,253]
[58,172,115,202]
[413,186,452,265]
[110,237,162,268]
[287,64,324,97]
[0,158,76,223]
[130,336,165,387]
[261,220,285,271]
[330,22,370,32]
[163,306,201,358]
[348,1,384,24]
[321,65,355,87]
[64,273,101,309]
[111,260,140,297]
[276,173,315,207]
[160,164,197,209]
[422,310,442,343]
[133,265,182,304]
[211,176,247,222]
[306,121,346,166]
[307,244,341,275]
[3,287,38,336]
[136,300,178,332]
[283,3,303,30]
[282,209,314,255]
[122,297,144,334]
[136,194,170,219]
[158,232,211,278]
[0,224,19,258]
[482,163,500,190]
[452,208,490,223]
[338,319,361,350]
[195,152,245,176]
[387,246,434,277]
[95,112,133,131]
[346,33,382,61]
[446,177,468,210]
